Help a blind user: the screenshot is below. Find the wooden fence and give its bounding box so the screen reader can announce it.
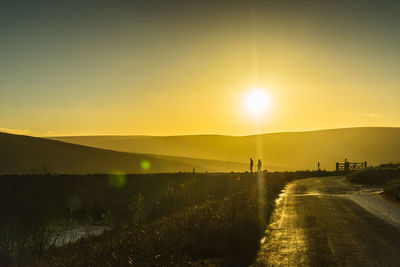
[336,161,367,172]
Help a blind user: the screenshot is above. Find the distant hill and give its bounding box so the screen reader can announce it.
[49,127,400,171]
[0,132,247,174]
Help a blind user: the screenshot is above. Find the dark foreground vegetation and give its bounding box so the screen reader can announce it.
[346,166,400,185]
[0,171,332,266]
[347,164,400,201]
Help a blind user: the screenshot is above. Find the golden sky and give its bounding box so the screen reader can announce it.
[1,1,400,136]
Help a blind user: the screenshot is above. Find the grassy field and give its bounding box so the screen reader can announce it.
[0,171,332,266]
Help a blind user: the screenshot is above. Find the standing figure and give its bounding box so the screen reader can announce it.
[344,158,350,171]
[257,159,262,173]
[250,158,254,174]
[318,162,321,171]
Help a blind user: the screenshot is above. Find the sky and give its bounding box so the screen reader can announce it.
[1,0,400,136]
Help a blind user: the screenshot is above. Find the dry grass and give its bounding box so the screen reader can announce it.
[0,171,331,266]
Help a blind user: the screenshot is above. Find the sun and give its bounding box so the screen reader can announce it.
[244,89,270,115]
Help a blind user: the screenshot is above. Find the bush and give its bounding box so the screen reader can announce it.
[347,168,400,185]
[384,179,400,201]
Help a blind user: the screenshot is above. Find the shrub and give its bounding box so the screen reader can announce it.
[347,168,400,185]
[384,178,400,201]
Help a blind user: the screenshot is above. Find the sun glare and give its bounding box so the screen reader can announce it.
[244,89,270,116]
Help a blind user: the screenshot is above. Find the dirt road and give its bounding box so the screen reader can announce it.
[254,176,400,266]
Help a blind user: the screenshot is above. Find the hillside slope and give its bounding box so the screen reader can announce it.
[49,127,400,170]
[0,132,246,174]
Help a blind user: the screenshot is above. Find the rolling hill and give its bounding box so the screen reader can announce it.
[49,127,400,171]
[0,132,247,174]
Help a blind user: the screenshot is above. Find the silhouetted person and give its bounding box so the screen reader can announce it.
[257,159,262,172]
[318,162,320,171]
[250,158,253,174]
[344,158,350,171]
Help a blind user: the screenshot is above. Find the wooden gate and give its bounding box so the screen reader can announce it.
[336,160,367,171]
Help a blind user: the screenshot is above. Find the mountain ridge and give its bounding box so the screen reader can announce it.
[0,132,247,174]
[48,127,400,170]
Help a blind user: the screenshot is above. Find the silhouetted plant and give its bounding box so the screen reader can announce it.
[0,172,331,266]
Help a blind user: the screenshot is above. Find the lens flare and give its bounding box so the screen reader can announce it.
[109,172,126,188]
[141,160,151,171]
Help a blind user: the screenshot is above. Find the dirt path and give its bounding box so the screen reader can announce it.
[254,176,400,266]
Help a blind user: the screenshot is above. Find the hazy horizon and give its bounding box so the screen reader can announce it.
[2,126,400,138]
[3,127,400,172]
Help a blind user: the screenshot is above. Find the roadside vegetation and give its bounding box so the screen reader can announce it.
[346,164,400,201]
[383,178,400,201]
[346,166,400,185]
[0,171,332,266]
